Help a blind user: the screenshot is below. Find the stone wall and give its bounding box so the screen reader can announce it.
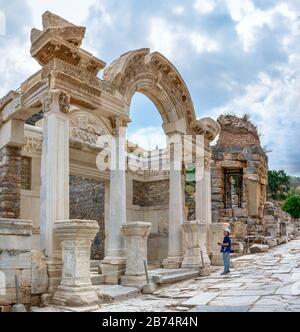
[21,157,31,190]
[263,201,293,240]
[0,146,22,219]
[133,180,169,206]
[69,176,105,260]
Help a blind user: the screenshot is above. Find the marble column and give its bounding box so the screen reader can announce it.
[196,155,212,225]
[121,222,151,288]
[101,117,128,284]
[163,138,184,269]
[52,219,99,310]
[40,90,70,292]
[195,155,213,259]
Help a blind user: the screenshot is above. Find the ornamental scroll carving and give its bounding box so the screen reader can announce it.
[43,90,70,114]
[103,49,196,125]
[70,111,109,146]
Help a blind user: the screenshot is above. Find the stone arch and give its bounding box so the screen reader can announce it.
[103,49,197,134]
[69,109,111,146]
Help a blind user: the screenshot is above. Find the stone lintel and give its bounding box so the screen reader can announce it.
[0,119,26,149]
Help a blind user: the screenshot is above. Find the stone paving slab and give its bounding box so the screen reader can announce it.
[95,285,140,303]
[190,305,250,312]
[221,288,276,297]
[181,292,221,307]
[209,295,260,307]
[275,283,300,296]
[208,282,245,290]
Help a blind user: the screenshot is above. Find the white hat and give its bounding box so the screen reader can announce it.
[224,228,231,234]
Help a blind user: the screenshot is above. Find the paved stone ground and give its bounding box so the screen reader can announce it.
[97,239,300,312]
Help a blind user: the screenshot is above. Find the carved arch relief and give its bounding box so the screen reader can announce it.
[70,110,110,146]
[103,49,197,134]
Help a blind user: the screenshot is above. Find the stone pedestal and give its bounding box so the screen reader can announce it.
[182,220,211,269]
[100,259,126,285]
[120,222,151,289]
[209,222,229,266]
[52,220,99,309]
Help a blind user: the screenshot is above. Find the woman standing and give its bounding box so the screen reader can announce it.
[218,229,232,275]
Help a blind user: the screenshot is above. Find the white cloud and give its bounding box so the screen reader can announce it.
[0,37,39,96]
[128,127,166,151]
[190,32,219,53]
[194,0,215,15]
[209,68,300,175]
[148,17,219,60]
[26,0,96,28]
[225,0,299,52]
[172,6,185,15]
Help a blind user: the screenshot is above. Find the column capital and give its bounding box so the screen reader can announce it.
[43,89,70,115]
[109,115,131,136]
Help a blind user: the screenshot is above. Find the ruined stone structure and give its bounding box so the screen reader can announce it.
[0,12,221,311]
[211,115,268,251]
[211,115,297,254]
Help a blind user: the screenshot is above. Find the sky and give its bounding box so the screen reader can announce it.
[0,0,299,176]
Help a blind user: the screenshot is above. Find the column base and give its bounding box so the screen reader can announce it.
[46,260,63,294]
[100,258,126,285]
[52,285,99,310]
[162,256,182,269]
[121,275,147,289]
[199,267,211,277]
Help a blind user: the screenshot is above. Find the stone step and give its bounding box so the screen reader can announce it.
[91,273,105,285]
[90,267,99,273]
[150,269,200,284]
[95,285,140,303]
[90,260,101,268]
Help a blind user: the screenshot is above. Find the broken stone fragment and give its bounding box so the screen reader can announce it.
[249,244,269,254]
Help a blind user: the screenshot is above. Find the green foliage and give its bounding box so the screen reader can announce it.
[268,170,290,200]
[283,195,300,219]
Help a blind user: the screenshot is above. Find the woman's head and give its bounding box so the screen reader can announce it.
[223,229,231,236]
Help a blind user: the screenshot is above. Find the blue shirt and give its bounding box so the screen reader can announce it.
[221,236,231,253]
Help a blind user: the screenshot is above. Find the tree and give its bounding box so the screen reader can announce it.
[268,170,290,200]
[283,195,300,219]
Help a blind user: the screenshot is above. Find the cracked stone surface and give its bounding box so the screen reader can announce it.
[37,239,300,312]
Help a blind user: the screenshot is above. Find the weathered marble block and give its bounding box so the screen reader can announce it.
[0,218,33,306]
[182,220,211,269]
[52,219,99,309]
[121,222,151,288]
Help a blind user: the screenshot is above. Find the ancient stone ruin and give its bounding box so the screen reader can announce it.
[211,115,296,255]
[0,12,298,312]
